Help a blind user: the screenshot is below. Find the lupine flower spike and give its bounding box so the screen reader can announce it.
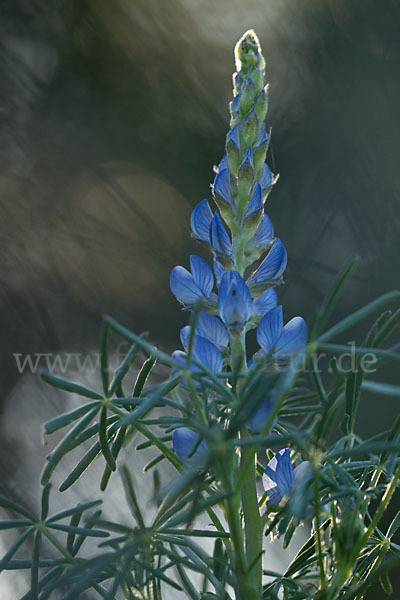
[170,29,308,458]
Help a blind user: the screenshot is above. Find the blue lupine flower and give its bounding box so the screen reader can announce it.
[213,258,225,286]
[216,154,229,173]
[256,305,307,357]
[247,238,287,292]
[226,124,240,160]
[238,147,255,187]
[262,448,312,505]
[246,397,275,434]
[251,287,278,320]
[218,270,252,333]
[172,335,223,374]
[170,255,215,308]
[180,312,229,352]
[172,427,208,464]
[240,147,254,170]
[259,162,274,191]
[210,213,233,262]
[230,93,241,122]
[239,108,259,148]
[213,168,233,210]
[253,128,270,161]
[190,199,213,243]
[252,213,275,249]
[242,181,263,229]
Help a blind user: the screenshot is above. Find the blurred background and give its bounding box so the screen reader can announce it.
[0,0,399,597]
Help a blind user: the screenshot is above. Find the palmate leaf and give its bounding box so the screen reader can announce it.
[0,486,110,600]
[41,316,170,492]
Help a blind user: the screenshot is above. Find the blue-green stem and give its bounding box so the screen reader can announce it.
[230,331,262,599]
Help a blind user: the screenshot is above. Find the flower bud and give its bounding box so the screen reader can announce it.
[242,181,263,235]
[239,109,259,150]
[190,199,213,243]
[209,213,233,267]
[255,85,269,123]
[225,125,241,173]
[240,76,257,115]
[247,238,287,295]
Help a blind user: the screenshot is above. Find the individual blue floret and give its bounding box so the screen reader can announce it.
[262,448,312,506]
[256,305,307,358]
[190,199,213,243]
[218,270,252,333]
[210,213,233,263]
[180,312,229,352]
[246,397,275,434]
[259,162,274,192]
[172,335,223,375]
[172,427,208,464]
[251,213,275,249]
[251,287,278,320]
[247,238,287,293]
[170,255,216,309]
[242,181,264,231]
[213,258,225,286]
[212,168,233,212]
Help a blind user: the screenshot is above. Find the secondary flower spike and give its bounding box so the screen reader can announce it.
[262,448,312,505]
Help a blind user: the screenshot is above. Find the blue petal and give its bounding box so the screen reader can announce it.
[240,146,254,171]
[192,336,223,373]
[251,288,278,319]
[293,461,312,485]
[256,306,283,353]
[226,124,240,150]
[262,448,294,505]
[180,326,191,351]
[172,427,208,464]
[209,213,233,260]
[230,93,241,119]
[246,397,275,434]
[172,349,188,370]
[259,163,273,190]
[213,259,225,286]
[190,255,214,297]
[217,154,229,172]
[197,312,229,350]
[213,168,232,207]
[170,267,204,307]
[190,199,213,243]
[252,213,274,249]
[275,317,307,357]
[243,182,263,224]
[254,128,270,150]
[247,238,287,287]
[218,271,252,332]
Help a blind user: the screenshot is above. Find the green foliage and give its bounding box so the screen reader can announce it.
[0,257,398,599]
[1,30,399,600]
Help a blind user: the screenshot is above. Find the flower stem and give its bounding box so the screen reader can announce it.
[230,331,263,599]
[240,432,263,598]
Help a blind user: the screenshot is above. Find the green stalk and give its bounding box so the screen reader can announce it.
[230,331,263,599]
[240,432,263,598]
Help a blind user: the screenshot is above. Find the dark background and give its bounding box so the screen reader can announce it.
[0,0,399,597]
